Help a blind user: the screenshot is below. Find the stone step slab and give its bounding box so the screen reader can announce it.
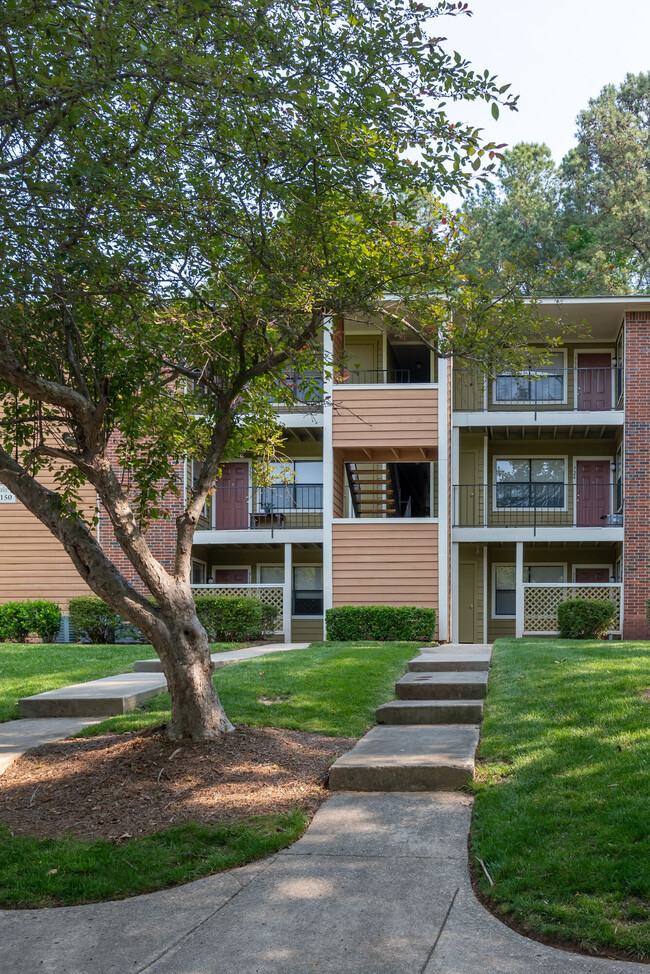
[18,673,168,719]
[328,724,480,792]
[409,652,491,673]
[375,699,484,725]
[396,671,488,701]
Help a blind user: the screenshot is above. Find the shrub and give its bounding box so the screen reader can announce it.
[557,598,615,639]
[194,595,263,641]
[326,605,437,642]
[0,601,32,642]
[28,600,62,642]
[69,596,122,644]
[260,603,281,636]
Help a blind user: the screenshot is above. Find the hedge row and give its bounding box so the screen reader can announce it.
[0,600,61,643]
[557,598,615,639]
[326,605,436,642]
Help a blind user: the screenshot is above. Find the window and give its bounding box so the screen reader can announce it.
[191,559,206,584]
[494,352,564,404]
[615,444,623,513]
[494,566,516,617]
[258,565,284,584]
[495,459,565,509]
[293,565,323,615]
[259,461,323,512]
[493,564,565,619]
[616,331,624,403]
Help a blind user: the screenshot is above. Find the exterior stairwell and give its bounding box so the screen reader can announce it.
[346,463,399,518]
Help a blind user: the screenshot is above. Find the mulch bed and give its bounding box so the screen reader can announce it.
[0,725,355,841]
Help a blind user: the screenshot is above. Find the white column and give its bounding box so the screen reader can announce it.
[322,320,334,632]
[437,356,449,641]
[483,545,488,644]
[451,541,459,644]
[515,541,524,638]
[283,542,293,644]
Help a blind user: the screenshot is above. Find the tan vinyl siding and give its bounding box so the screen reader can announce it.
[0,476,96,610]
[291,618,324,641]
[332,522,438,621]
[332,449,345,518]
[332,388,438,448]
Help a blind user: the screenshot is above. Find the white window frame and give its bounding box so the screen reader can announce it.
[259,458,323,513]
[492,562,567,620]
[191,557,207,584]
[292,562,324,619]
[492,349,568,406]
[256,563,284,583]
[210,564,251,583]
[572,348,614,410]
[492,456,568,513]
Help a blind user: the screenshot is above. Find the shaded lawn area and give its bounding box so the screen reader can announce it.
[78,641,420,739]
[1,641,417,907]
[0,642,243,722]
[471,637,650,960]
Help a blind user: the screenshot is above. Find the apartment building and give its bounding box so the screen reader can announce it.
[1,296,649,643]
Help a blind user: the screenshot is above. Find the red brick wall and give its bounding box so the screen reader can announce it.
[623,311,650,638]
[99,437,184,596]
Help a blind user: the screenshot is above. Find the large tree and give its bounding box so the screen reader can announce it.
[1,0,546,739]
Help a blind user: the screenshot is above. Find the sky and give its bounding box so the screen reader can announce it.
[438,0,650,164]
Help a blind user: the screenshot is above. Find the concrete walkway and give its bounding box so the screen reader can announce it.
[3,642,312,775]
[0,792,645,973]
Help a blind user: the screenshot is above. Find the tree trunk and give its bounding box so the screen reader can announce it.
[152,598,234,740]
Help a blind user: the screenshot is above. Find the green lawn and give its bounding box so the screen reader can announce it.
[0,641,243,722]
[472,637,650,960]
[1,640,418,907]
[78,641,420,738]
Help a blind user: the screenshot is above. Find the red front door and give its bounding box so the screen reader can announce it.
[577,354,612,410]
[213,568,249,583]
[214,462,249,529]
[575,567,610,583]
[576,460,611,526]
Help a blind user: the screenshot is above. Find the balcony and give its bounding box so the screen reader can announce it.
[452,482,624,539]
[198,484,323,537]
[273,371,324,414]
[335,368,421,385]
[454,366,623,420]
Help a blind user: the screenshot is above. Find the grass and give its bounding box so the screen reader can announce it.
[1,640,417,907]
[0,812,306,908]
[78,641,420,738]
[471,637,650,960]
[0,641,243,722]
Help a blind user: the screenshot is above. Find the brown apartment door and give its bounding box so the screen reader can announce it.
[458,563,476,643]
[214,462,249,528]
[213,568,249,584]
[577,354,612,410]
[575,567,610,583]
[576,460,611,526]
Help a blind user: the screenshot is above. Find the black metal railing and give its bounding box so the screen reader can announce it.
[274,370,324,412]
[452,483,623,529]
[292,589,324,615]
[212,484,323,530]
[453,367,620,413]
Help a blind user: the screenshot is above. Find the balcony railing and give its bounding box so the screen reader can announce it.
[453,483,623,529]
[208,484,323,530]
[335,368,413,384]
[453,367,621,413]
[273,370,324,412]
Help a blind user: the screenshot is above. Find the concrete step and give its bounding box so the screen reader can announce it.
[18,673,168,718]
[329,724,480,792]
[409,651,491,673]
[376,699,484,725]
[396,671,488,701]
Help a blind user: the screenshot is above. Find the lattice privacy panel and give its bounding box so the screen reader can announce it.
[192,585,284,612]
[523,585,621,633]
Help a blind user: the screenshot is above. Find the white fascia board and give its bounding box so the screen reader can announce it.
[333,383,438,391]
[453,410,624,428]
[194,528,324,546]
[452,527,624,544]
[277,412,324,428]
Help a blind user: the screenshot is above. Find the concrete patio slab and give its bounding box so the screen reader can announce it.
[376,699,484,724]
[410,651,492,672]
[18,673,168,718]
[328,724,480,791]
[0,717,104,776]
[396,670,489,700]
